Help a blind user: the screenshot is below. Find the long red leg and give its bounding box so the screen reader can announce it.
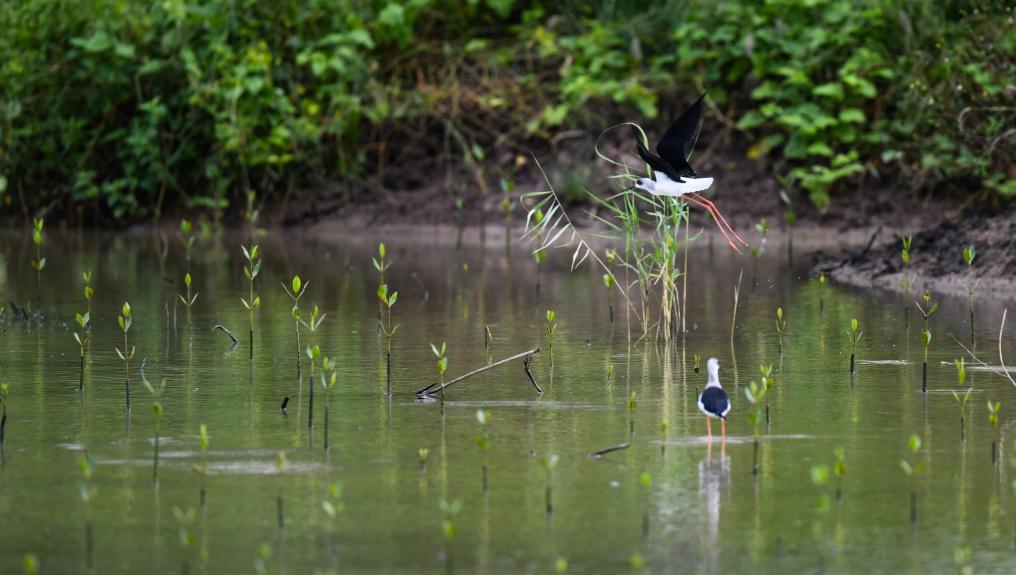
[689,193,747,247]
[706,416,713,442]
[684,196,740,253]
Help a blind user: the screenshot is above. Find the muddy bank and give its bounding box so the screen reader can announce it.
[814,208,1016,300]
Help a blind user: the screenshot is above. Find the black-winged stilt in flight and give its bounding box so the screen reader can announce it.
[697,358,731,442]
[629,94,747,253]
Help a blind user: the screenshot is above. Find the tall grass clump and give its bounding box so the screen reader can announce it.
[240,244,262,360]
[115,302,135,411]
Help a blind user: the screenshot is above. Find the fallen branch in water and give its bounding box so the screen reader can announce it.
[212,324,239,345]
[588,443,630,459]
[523,355,543,394]
[416,347,541,398]
[953,308,1016,388]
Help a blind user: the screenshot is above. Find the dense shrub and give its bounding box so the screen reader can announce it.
[0,0,1011,223]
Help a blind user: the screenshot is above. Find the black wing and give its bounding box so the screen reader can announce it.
[656,93,706,178]
[699,387,729,419]
[632,126,682,181]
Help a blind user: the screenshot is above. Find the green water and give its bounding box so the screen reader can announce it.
[1,229,1015,574]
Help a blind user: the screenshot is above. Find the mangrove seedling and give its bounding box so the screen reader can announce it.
[177,273,199,328]
[833,448,846,504]
[440,499,462,574]
[640,472,651,540]
[899,236,917,327]
[988,400,1001,466]
[253,543,272,575]
[915,289,938,392]
[759,364,774,426]
[476,410,491,491]
[77,454,97,575]
[899,434,924,527]
[431,341,448,406]
[180,219,195,264]
[540,454,559,515]
[775,307,786,355]
[83,271,95,319]
[745,379,768,475]
[193,423,209,509]
[847,318,862,374]
[544,309,557,362]
[240,244,262,360]
[172,506,198,575]
[377,282,399,396]
[627,391,637,439]
[818,273,826,314]
[321,357,338,451]
[693,354,701,374]
[281,275,308,378]
[23,554,38,575]
[419,447,429,472]
[322,481,344,520]
[603,273,615,324]
[276,452,286,530]
[963,246,977,341]
[115,302,136,411]
[952,359,972,442]
[372,243,391,331]
[30,217,45,304]
[306,344,321,431]
[140,374,166,484]
[74,312,91,390]
[810,464,832,512]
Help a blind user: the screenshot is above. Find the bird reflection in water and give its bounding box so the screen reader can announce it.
[698,442,731,570]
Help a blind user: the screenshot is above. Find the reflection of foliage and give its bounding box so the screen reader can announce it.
[0,0,1011,221]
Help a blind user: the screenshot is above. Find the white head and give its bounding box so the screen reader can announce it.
[632,177,656,194]
[706,357,721,388]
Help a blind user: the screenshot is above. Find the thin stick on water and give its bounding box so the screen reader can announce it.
[212,325,240,345]
[588,443,630,459]
[952,309,1016,388]
[730,270,743,348]
[416,347,541,398]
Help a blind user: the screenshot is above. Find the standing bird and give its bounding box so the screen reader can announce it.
[697,358,730,442]
[629,94,747,253]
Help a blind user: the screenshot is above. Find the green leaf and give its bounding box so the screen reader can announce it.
[839,108,866,123]
[812,83,844,100]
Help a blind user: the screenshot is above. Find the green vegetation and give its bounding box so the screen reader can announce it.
[177,273,199,328]
[240,244,262,360]
[952,359,972,442]
[847,318,862,374]
[29,218,45,302]
[115,302,135,411]
[915,289,939,392]
[73,312,91,389]
[900,433,925,527]
[2,1,1009,224]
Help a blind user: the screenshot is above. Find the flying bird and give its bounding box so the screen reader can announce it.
[697,357,731,443]
[629,94,746,252]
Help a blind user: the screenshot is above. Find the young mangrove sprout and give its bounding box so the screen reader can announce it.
[83,271,94,319]
[419,447,429,472]
[915,289,939,392]
[847,318,862,375]
[253,543,272,575]
[240,244,262,360]
[431,341,448,406]
[275,451,286,530]
[180,219,195,265]
[693,354,701,374]
[640,472,651,540]
[77,454,97,575]
[74,312,91,390]
[952,359,972,442]
[544,309,557,363]
[900,433,924,528]
[540,454,559,515]
[306,344,320,432]
[745,379,768,475]
[818,273,826,314]
[627,391,637,439]
[322,480,344,521]
[988,400,1001,466]
[321,357,338,451]
[177,273,199,328]
[759,364,774,426]
[194,423,209,509]
[115,302,135,411]
[476,410,491,492]
[899,236,916,328]
[281,275,308,378]
[963,245,977,342]
[23,554,38,575]
[372,243,391,331]
[30,217,45,305]
[810,463,831,512]
[440,499,462,574]
[833,448,846,504]
[603,273,615,325]
[141,373,166,484]
[775,307,786,355]
[377,282,399,396]
[172,506,197,575]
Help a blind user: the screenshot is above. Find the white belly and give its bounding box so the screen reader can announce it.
[653,172,713,197]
